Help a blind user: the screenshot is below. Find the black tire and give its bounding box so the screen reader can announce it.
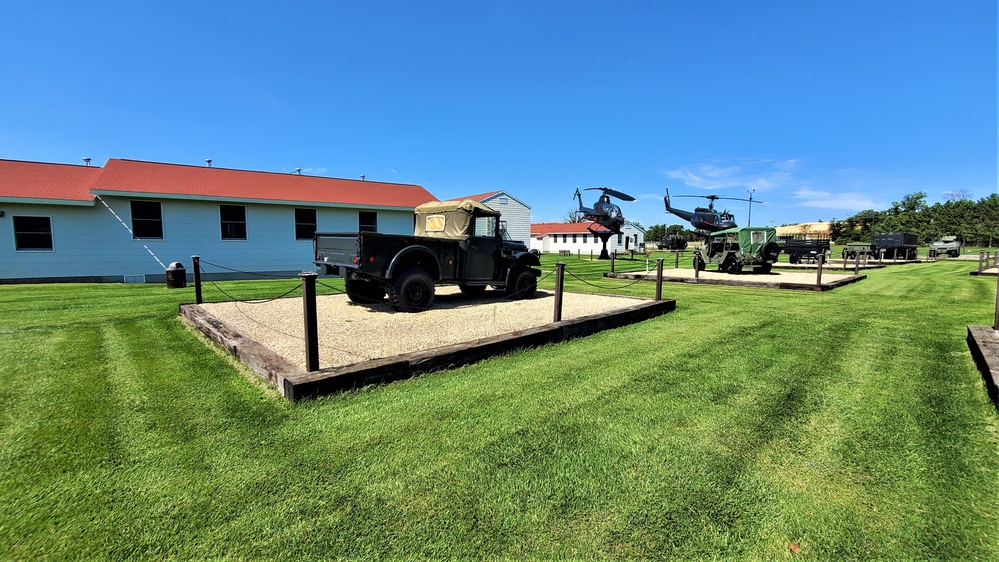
[346,275,386,304]
[789,254,800,264]
[389,268,435,312]
[506,268,537,300]
[693,253,706,271]
[756,262,772,274]
[721,255,738,274]
[459,283,487,296]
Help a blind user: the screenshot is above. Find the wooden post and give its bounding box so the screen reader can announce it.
[979,250,985,274]
[191,255,203,304]
[674,250,680,269]
[300,271,320,372]
[854,252,860,275]
[694,255,700,282]
[656,258,664,301]
[816,253,824,285]
[610,252,616,273]
[553,262,565,322]
[994,271,999,331]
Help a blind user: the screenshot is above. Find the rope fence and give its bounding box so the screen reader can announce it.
[188,254,670,373]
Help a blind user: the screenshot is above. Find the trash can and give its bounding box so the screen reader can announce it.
[165,262,187,289]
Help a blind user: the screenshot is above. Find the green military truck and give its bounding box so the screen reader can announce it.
[928,236,961,258]
[691,226,782,274]
[314,200,541,312]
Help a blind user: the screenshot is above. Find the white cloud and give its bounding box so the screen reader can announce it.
[793,188,886,211]
[662,158,800,193]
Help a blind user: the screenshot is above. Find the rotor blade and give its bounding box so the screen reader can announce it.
[583,187,636,202]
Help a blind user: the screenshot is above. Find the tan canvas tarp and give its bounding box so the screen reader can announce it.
[414,200,499,239]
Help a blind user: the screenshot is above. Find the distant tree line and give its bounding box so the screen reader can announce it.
[642,223,698,245]
[829,191,999,247]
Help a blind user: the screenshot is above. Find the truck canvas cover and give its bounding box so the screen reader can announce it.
[414,200,500,240]
[712,227,776,254]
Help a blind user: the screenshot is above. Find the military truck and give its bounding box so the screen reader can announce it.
[777,234,831,264]
[314,200,541,312]
[691,226,782,274]
[657,235,688,251]
[928,236,961,258]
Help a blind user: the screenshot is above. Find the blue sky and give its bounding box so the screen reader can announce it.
[1,0,995,230]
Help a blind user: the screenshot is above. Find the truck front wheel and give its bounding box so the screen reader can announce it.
[389,268,435,312]
[507,268,537,300]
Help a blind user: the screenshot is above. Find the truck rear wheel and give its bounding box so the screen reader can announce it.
[345,275,386,304]
[506,268,537,300]
[389,268,435,312]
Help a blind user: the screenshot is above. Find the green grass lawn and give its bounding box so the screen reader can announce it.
[2,259,998,560]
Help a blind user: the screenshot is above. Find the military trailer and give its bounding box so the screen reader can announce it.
[692,226,782,274]
[841,242,875,260]
[872,232,919,260]
[777,234,831,264]
[928,236,962,258]
[841,233,918,261]
[314,200,541,312]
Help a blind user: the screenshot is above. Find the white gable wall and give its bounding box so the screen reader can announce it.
[1,196,414,282]
[480,192,531,243]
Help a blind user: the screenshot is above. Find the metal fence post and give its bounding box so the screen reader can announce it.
[816,253,824,286]
[300,272,320,372]
[191,255,203,304]
[656,258,664,301]
[554,262,565,322]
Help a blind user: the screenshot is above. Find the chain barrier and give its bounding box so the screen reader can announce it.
[316,279,347,294]
[196,260,303,303]
[562,268,651,291]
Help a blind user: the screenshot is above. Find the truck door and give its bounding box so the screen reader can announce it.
[462,215,501,280]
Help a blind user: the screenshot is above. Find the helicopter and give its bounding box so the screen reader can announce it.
[663,187,755,233]
[573,186,636,235]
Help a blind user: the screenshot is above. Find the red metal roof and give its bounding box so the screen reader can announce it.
[1,158,437,208]
[0,159,104,202]
[94,159,436,208]
[530,221,612,235]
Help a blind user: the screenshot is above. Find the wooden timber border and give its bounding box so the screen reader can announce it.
[180,297,676,402]
[967,325,999,409]
[606,271,865,292]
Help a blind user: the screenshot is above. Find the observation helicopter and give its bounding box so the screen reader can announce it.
[573,187,636,235]
[663,187,753,233]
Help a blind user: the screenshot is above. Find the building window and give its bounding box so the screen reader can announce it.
[295,208,317,240]
[497,197,509,205]
[562,234,568,243]
[220,205,247,240]
[130,200,163,239]
[13,216,53,251]
[617,234,623,245]
[359,211,377,233]
[583,234,588,243]
[572,234,577,243]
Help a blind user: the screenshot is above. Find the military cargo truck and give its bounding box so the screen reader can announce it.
[314,200,541,312]
[692,226,782,274]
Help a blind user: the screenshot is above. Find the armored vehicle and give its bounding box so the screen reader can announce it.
[691,226,782,274]
[928,236,961,258]
[314,200,541,312]
[777,234,831,264]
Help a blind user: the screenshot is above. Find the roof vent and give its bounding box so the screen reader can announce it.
[360,174,366,181]
[82,157,91,166]
[294,168,302,175]
[205,159,212,167]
